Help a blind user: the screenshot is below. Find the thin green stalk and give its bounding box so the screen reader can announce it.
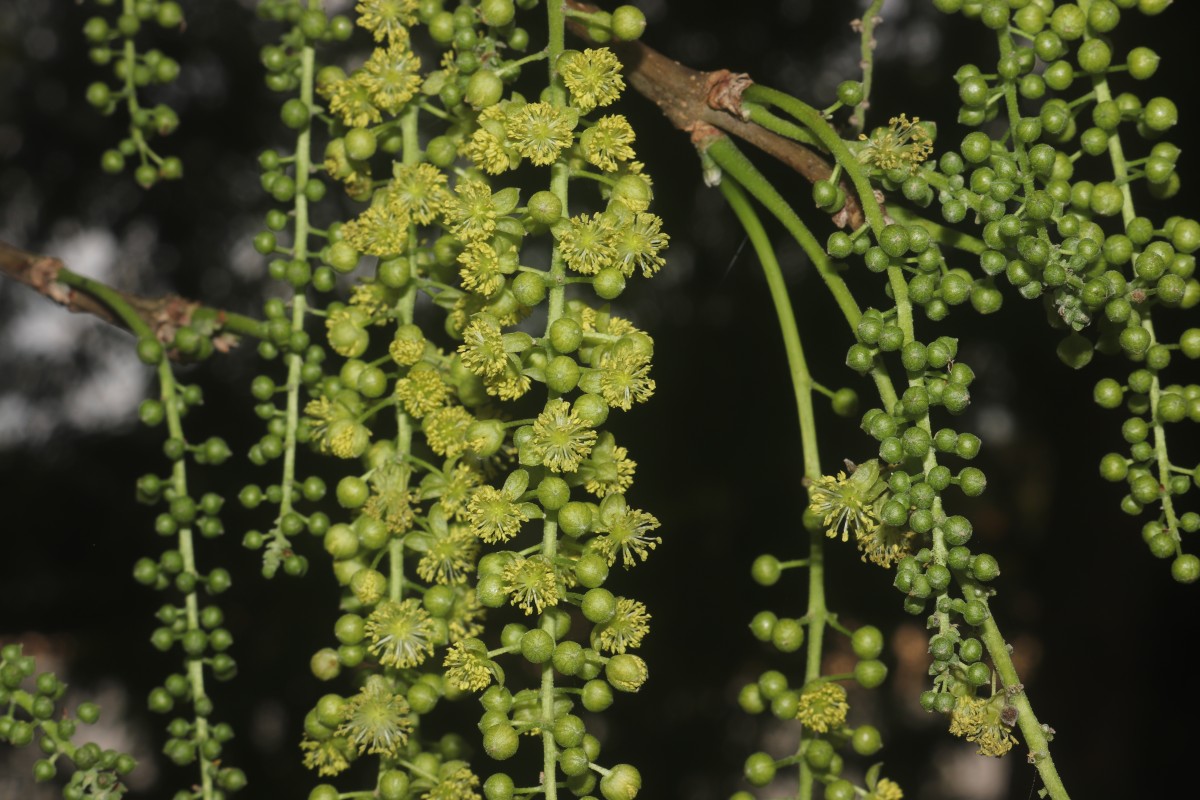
[717,178,821,480]
[717,177,831,800]
[276,41,317,557]
[704,135,898,411]
[744,82,1071,799]
[852,0,887,135]
[540,5,568,798]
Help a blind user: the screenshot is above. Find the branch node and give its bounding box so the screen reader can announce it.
[705,70,754,121]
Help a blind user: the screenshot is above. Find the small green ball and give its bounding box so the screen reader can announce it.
[744,752,777,787]
[750,554,782,586]
[854,659,888,688]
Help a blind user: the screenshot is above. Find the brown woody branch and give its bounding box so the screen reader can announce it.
[0,238,248,354]
[564,0,865,229]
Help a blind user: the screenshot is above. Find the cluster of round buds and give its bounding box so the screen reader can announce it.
[0,644,144,796]
[918,0,1200,581]
[82,0,186,186]
[234,2,664,799]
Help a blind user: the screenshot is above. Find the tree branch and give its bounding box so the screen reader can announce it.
[0,238,264,354]
[565,0,866,229]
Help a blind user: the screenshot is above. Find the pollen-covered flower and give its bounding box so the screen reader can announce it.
[855,522,914,568]
[808,459,887,543]
[581,433,636,497]
[458,241,505,297]
[527,398,598,473]
[388,162,449,225]
[611,211,669,277]
[590,494,661,567]
[559,212,616,275]
[796,682,849,733]
[364,462,417,533]
[340,200,410,257]
[361,41,422,115]
[505,102,576,166]
[443,639,496,692]
[446,586,485,642]
[502,554,560,615]
[465,485,529,543]
[356,0,417,42]
[365,598,437,668]
[581,115,636,172]
[337,675,414,757]
[444,180,499,243]
[425,761,483,800]
[483,367,532,401]
[593,597,650,653]
[327,74,383,128]
[857,114,934,173]
[416,522,479,585]
[458,314,508,377]
[300,734,354,777]
[595,349,655,411]
[389,323,427,366]
[868,779,904,800]
[558,47,625,113]
[396,363,450,418]
[949,694,1018,757]
[424,405,479,458]
[426,462,484,520]
[464,123,516,175]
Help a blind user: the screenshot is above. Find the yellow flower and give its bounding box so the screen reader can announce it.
[559,212,616,275]
[807,459,887,542]
[355,0,417,42]
[591,494,661,567]
[464,123,516,175]
[458,314,508,377]
[364,462,417,533]
[582,433,637,497]
[795,682,849,733]
[505,102,576,166]
[327,73,383,128]
[527,398,598,473]
[424,761,483,800]
[424,405,479,458]
[855,522,914,568]
[443,639,496,692]
[465,485,529,544]
[581,115,636,172]
[444,180,499,243]
[300,734,354,777]
[446,586,485,642]
[610,211,668,278]
[365,599,437,668]
[389,323,427,366]
[458,240,505,297]
[395,363,451,418]
[337,675,414,757]
[593,597,650,653]
[502,554,561,615]
[361,40,422,115]
[868,778,904,800]
[417,522,478,585]
[949,694,1018,757]
[388,162,450,225]
[340,200,410,257]
[596,349,655,411]
[857,114,934,173]
[558,47,625,113]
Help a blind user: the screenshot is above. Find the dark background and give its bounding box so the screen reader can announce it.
[2,1,1198,798]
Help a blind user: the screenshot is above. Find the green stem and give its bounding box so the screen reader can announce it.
[852,0,887,136]
[704,135,898,411]
[275,41,316,559]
